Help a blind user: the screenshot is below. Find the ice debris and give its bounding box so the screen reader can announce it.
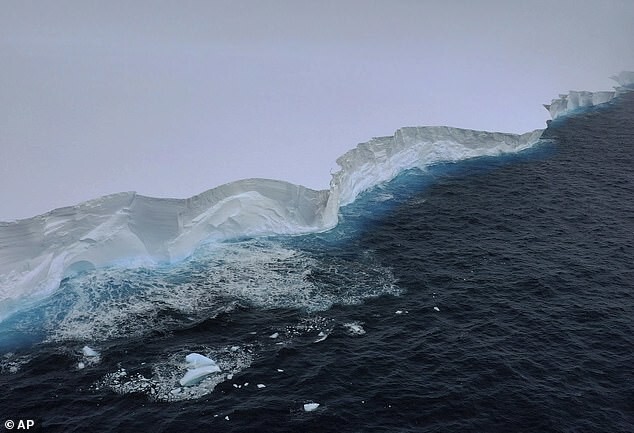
[179,353,221,387]
[433,306,440,312]
[343,322,366,336]
[82,346,99,357]
[303,402,320,412]
[314,331,328,343]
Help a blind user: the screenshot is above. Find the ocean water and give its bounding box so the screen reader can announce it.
[1,92,633,432]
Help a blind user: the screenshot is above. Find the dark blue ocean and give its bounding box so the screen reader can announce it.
[1,92,632,432]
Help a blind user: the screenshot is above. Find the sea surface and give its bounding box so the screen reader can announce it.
[1,93,633,432]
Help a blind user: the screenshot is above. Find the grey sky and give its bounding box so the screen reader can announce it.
[2,0,633,220]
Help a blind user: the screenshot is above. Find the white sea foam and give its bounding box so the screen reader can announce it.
[32,239,395,343]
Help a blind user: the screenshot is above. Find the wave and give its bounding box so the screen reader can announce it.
[1,72,632,322]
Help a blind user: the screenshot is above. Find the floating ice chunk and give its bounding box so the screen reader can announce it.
[77,362,85,369]
[314,331,328,343]
[269,332,279,339]
[277,369,284,372]
[303,403,320,412]
[433,306,440,312]
[179,353,221,386]
[343,322,366,336]
[257,384,266,389]
[82,346,99,357]
[179,365,221,387]
[227,373,234,380]
[185,353,218,369]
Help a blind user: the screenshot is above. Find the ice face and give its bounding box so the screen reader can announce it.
[544,71,633,120]
[328,126,544,208]
[0,181,330,322]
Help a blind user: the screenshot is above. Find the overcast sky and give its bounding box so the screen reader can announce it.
[2,0,633,220]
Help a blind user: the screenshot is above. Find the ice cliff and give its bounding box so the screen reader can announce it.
[544,71,634,120]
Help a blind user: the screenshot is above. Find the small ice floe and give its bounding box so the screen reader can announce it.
[277,369,284,373]
[227,373,234,380]
[269,332,279,339]
[433,306,440,312]
[395,310,409,315]
[257,384,266,389]
[314,331,328,343]
[303,402,320,412]
[343,322,366,336]
[82,346,99,357]
[80,345,101,367]
[179,353,221,387]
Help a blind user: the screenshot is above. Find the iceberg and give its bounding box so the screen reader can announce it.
[1,72,631,322]
[0,127,543,321]
[544,72,634,120]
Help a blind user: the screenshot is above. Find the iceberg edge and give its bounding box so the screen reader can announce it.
[2,71,632,322]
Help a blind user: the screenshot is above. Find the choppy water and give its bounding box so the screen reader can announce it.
[1,93,633,432]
